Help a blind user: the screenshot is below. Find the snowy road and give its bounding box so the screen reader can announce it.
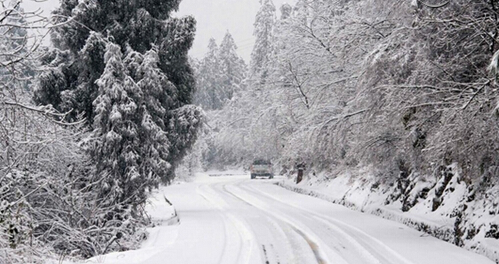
[89,173,494,264]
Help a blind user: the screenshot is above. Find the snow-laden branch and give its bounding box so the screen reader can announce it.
[287,62,310,109]
[2,101,86,126]
[323,108,370,126]
[418,0,450,9]
[0,1,20,24]
[461,80,491,110]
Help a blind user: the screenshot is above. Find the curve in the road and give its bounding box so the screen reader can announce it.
[221,182,342,264]
[239,181,417,264]
[222,179,425,264]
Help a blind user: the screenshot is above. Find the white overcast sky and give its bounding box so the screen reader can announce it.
[23,0,295,63]
[176,0,295,62]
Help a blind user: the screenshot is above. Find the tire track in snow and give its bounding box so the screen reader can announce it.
[196,183,256,264]
[311,214,415,264]
[221,184,274,264]
[290,227,327,264]
[195,185,229,264]
[262,244,270,264]
[242,181,417,264]
[220,184,297,264]
[223,181,340,264]
[226,190,324,264]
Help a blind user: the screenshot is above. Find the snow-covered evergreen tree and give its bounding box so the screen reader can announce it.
[218,32,247,99]
[29,0,201,258]
[34,0,197,122]
[188,32,248,169]
[35,0,200,178]
[250,0,276,83]
[193,38,223,109]
[193,33,246,111]
[92,39,143,207]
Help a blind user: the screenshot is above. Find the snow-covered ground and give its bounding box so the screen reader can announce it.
[278,166,499,263]
[55,171,494,264]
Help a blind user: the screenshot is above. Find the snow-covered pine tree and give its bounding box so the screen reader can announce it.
[92,38,142,206]
[35,1,200,179]
[193,38,223,110]
[194,2,284,169]
[136,49,183,185]
[218,32,247,101]
[194,33,247,110]
[34,0,197,123]
[250,0,276,83]
[187,32,247,170]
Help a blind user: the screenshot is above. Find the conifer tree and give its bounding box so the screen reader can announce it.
[33,0,201,222]
[92,39,143,206]
[219,32,247,100]
[193,33,247,112]
[194,38,223,109]
[250,0,276,82]
[34,0,196,122]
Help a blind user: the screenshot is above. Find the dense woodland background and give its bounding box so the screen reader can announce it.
[193,0,499,182]
[2,0,499,262]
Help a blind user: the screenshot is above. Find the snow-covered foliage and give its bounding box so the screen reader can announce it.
[0,0,203,260]
[193,39,224,110]
[218,33,247,104]
[0,106,88,263]
[0,1,80,262]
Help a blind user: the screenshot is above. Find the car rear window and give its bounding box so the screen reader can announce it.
[253,159,271,165]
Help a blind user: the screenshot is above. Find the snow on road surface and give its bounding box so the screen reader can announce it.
[84,172,494,264]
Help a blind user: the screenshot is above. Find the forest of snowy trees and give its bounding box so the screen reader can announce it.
[194,0,499,187]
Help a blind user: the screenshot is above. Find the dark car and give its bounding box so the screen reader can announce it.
[250,159,274,179]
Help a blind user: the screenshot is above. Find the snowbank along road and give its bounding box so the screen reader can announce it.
[87,172,494,264]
